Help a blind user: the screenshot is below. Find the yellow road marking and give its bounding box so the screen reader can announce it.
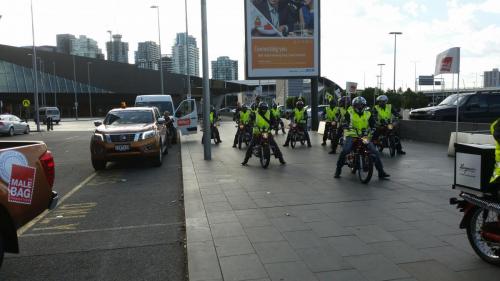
[17,172,98,236]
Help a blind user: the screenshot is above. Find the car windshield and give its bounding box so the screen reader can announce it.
[135,101,174,115]
[104,111,154,125]
[438,94,468,106]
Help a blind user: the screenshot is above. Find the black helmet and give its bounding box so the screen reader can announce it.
[259,102,269,112]
[296,100,304,109]
[241,105,248,111]
[272,103,277,109]
[352,97,367,114]
[210,105,215,112]
[339,96,350,107]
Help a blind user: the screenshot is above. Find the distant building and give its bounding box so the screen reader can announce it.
[161,55,174,73]
[484,68,500,88]
[135,41,160,70]
[106,34,129,63]
[70,35,104,59]
[211,56,238,80]
[172,33,199,77]
[56,34,76,54]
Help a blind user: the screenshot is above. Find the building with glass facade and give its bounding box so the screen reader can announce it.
[106,34,129,63]
[484,68,500,88]
[211,56,238,81]
[135,41,160,70]
[70,35,104,59]
[0,44,251,118]
[172,33,199,77]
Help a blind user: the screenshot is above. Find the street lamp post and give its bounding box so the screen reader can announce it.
[30,0,40,132]
[151,5,165,95]
[201,0,211,160]
[389,31,402,93]
[87,62,92,118]
[376,63,385,106]
[184,0,192,100]
[53,61,58,107]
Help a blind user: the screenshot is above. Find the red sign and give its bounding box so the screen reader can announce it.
[177,119,191,126]
[440,57,453,73]
[8,164,36,205]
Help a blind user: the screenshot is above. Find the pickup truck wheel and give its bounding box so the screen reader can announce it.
[0,232,4,268]
[152,144,163,167]
[91,159,106,170]
[171,129,178,144]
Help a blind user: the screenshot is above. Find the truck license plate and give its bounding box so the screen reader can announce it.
[115,145,130,152]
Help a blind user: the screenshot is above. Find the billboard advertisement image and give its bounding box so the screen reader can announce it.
[245,0,320,79]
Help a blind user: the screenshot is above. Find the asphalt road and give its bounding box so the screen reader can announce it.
[0,126,187,280]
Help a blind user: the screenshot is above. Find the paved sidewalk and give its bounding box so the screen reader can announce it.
[182,122,500,281]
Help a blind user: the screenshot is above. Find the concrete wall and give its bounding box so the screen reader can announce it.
[399,120,490,144]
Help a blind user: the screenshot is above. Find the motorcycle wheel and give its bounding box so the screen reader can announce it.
[357,153,373,184]
[466,207,500,265]
[238,134,243,149]
[300,139,305,145]
[260,145,271,169]
[389,135,396,158]
[291,135,296,149]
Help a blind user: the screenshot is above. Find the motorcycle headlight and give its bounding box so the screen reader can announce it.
[262,132,269,139]
[332,121,337,126]
[93,133,104,142]
[142,130,156,140]
[362,137,369,144]
[240,124,244,129]
[387,124,394,130]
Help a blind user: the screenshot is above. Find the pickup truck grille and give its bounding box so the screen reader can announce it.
[109,134,136,143]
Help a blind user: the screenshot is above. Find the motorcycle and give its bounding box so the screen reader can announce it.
[374,120,399,157]
[272,118,286,135]
[289,123,307,148]
[202,121,221,145]
[344,132,374,184]
[237,123,252,149]
[325,120,341,150]
[252,129,273,169]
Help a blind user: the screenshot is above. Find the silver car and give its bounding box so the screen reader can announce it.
[0,114,30,136]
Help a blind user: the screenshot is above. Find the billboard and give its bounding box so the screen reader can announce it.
[245,0,320,79]
[419,75,434,86]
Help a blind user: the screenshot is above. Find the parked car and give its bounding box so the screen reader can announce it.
[90,107,168,170]
[0,114,30,136]
[38,107,60,125]
[409,91,500,123]
[0,141,58,268]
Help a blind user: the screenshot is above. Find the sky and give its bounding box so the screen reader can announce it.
[0,0,499,91]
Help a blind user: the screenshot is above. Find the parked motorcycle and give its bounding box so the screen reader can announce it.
[237,123,252,149]
[344,132,374,184]
[374,120,398,157]
[252,129,273,169]
[289,123,306,148]
[202,121,221,145]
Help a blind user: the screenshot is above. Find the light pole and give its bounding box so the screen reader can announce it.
[411,60,418,92]
[107,30,113,61]
[184,0,192,99]
[377,63,385,89]
[87,62,92,118]
[53,61,58,107]
[201,0,211,160]
[30,0,40,132]
[389,31,402,93]
[151,5,165,95]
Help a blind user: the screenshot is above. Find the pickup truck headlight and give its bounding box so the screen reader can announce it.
[93,133,104,142]
[142,130,156,140]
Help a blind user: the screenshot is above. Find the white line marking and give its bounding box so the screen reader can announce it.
[22,223,181,237]
[17,172,98,236]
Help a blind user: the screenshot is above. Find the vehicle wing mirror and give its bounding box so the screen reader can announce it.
[94,121,103,127]
[157,117,166,124]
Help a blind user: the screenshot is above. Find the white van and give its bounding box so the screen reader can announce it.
[134,95,198,137]
[38,107,61,124]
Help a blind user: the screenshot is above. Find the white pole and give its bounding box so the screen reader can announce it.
[185,0,192,100]
[72,55,78,120]
[87,62,92,118]
[30,0,40,132]
[456,72,460,139]
[151,6,164,95]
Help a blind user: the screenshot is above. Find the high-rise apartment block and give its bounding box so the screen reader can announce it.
[56,34,76,54]
[70,35,104,59]
[135,41,160,70]
[106,34,129,63]
[162,55,174,74]
[211,56,238,80]
[484,68,500,88]
[172,33,199,77]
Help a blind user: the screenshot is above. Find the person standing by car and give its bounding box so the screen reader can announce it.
[242,102,285,166]
[334,97,390,179]
[372,95,405,155]
[490,117,500,185]
[284,100,311,147]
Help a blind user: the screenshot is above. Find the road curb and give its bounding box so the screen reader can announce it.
[180,136,223,281]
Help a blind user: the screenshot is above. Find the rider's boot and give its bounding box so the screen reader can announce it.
[283,135,290,147]
[334,166,342,178]
[378,171,390,179]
